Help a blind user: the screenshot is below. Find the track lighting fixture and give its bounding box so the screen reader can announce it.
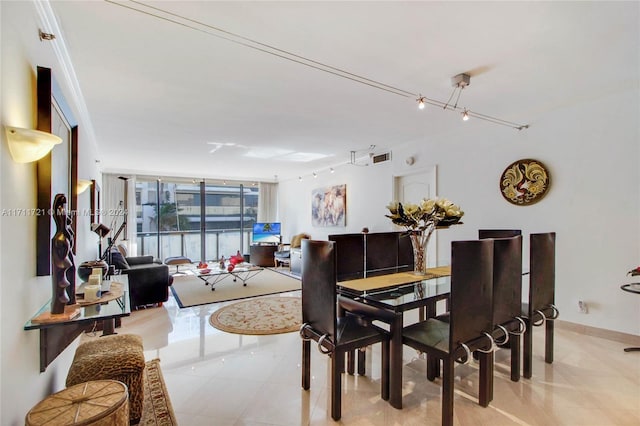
[330,168,335,173]
[313,172,317,178]
[413,73,528,129]
[107,2,529,131]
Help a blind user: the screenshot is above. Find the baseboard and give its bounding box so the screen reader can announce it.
[557,319,640,346]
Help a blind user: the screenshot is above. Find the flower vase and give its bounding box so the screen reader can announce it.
[409,225,435,275]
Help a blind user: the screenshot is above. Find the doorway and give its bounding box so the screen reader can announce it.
[393,166,438,267]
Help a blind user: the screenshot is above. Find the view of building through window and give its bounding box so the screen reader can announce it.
[135,178,258,262]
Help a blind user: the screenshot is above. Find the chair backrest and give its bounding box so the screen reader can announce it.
[301,239,337,338]
[491,236,523,325]
[365,232,399,276]
[328,233,365,281]
[365,231,415,276]
[529,232,556,314]
[478,229,522,239]
[449,239,494,351]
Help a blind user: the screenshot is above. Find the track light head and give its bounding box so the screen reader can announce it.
[417,96,426,110]
[462,109,470,121]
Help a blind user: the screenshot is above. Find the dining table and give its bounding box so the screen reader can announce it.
[336,266,452,409]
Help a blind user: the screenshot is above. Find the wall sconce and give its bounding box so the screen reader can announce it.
[5,126,61,163]
[77,179,92,194]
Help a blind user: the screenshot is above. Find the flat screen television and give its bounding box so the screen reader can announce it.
[252,222,281,244]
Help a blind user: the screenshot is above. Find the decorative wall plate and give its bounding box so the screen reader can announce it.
[500,159,550,205]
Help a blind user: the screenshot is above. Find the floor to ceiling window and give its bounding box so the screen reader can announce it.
[135,177,258,262]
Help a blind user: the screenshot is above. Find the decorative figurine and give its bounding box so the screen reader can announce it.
[50,194,75,314]
[64,210,76,304]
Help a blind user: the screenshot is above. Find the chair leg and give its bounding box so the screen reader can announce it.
[302,340,311,390]
[545,320,554,364]
[347,350,355,375]
[427,356,439,381]
[442,358,454,426]
[523,319,533,379]
[477,351,493,407]
[357,348,366,376]
[331,351,344,421]
[381,340,390,401]
[510,333,521,382]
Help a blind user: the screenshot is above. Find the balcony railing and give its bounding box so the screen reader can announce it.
[137,229,253,262]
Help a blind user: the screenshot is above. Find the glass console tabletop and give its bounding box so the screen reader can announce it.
[24,290,130,330]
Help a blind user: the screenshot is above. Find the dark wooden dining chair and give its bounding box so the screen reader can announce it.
[478,233,525,382]
[299,239,390,421]
[478,235,525,405]
[402,239,495,426]
[478,229,522,239]
[522,232,558,378]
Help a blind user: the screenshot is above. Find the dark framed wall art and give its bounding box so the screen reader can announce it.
[36,66,79,275]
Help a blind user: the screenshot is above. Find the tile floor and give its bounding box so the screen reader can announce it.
[118,290,640,426]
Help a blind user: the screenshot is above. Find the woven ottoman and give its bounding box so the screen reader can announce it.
[66,334,145,424]
[26,380,129,426]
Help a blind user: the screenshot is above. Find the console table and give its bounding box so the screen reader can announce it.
[25,277,131,372]
[250,244,278,267]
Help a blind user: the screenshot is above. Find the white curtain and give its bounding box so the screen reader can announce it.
[101,174,137,255]
[258,182,278,222]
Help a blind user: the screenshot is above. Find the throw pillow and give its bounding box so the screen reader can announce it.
[110,248,130,270]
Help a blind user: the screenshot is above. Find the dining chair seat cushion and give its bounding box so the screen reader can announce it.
[403,318,450,354]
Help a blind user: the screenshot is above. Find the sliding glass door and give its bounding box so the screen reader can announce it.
[135,178,258,262]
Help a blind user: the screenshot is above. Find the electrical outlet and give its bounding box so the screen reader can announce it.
[578,300,589,314]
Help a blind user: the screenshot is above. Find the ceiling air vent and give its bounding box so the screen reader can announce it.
[371,151,391,165]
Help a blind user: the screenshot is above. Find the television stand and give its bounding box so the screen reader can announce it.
[250,244,278,267]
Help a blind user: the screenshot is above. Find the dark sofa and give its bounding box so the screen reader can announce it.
[112,254,173,308]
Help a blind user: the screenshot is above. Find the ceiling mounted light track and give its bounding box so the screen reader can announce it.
[107,1,529,131]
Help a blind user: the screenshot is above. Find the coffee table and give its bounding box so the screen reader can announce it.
[194,265,264,291]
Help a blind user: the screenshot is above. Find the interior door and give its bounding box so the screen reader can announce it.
[393,167,438,266]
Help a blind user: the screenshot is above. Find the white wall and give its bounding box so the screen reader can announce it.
[278,89,640,336]
[1,2,101,424]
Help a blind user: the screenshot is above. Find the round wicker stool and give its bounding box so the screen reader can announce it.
[25,380,128,426]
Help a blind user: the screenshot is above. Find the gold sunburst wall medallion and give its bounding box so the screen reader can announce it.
[500,159,550,205]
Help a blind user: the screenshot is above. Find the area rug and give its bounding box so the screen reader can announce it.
[139,359,177,426]
[209,296,302,335]
[170,268,301,308]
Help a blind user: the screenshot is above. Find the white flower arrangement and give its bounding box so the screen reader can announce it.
[385,198,464,231]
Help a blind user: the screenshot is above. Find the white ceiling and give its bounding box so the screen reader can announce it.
[47,1,639,182]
